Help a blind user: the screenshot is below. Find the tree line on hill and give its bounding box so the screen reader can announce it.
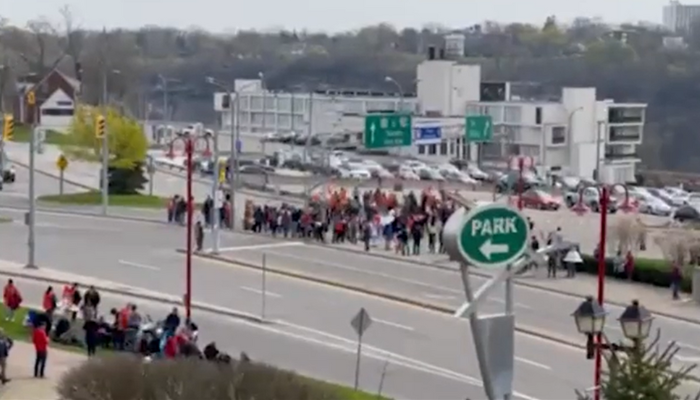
[2,9,700,172]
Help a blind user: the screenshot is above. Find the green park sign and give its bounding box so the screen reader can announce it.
[465,115,493,142]
[364,114,412,149]
[453,204,529,268]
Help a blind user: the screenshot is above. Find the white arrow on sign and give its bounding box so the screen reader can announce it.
[479,239,509,260]
[369,123,376,143]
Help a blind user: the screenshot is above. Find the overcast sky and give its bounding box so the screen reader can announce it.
[3,0,673,32]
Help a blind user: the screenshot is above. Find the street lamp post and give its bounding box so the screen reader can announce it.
[508,155,534,210]
[384,76,404,112]
[571,184,636,400]
[572,297,654,400]
[166,130,212,319]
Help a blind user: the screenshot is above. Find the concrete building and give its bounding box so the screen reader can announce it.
[212,47,646,183]
[663,0,700,32]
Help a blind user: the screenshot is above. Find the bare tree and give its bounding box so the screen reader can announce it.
[607,216,647,255]
[58,5,85,80]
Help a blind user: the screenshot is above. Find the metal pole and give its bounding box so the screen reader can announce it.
[505,263,513,315]
[594,120,603,181]
[232,91,241,230]
[185,139,194,320]
[211,125,220,253]
[593,186,608,400]
[517,157,524,210]
[459,263,496,399]
[162,76,168,125]
[101,71,109,215]
[354,329,364,390]
[261,89,267,154]
[27,113,37,269]
[261,253,267,319]
[59,170,64,195]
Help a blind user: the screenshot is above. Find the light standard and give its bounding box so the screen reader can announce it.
[572,297,654,400]
[165,129,212,319]
[571,184,635,400]
[384,76,404,112]
[508,155,534,210]
[100,68,121,216]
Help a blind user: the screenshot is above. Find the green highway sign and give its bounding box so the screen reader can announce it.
[458,204,529,268]
[364,114,412,149]
[465,115,493,142]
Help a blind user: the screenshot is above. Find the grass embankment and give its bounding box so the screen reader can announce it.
[0,307,386,399]
[13,126,71,145]
[37,191,167,208]
[0,217,12,223]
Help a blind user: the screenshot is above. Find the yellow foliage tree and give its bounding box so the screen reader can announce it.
[61,106,146,169]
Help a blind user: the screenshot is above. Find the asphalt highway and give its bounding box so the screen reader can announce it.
[0,211,699,398]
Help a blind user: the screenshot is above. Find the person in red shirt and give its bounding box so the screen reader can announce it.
[32,323,48,378]
[163,334,178,358]
[41,287,57,335]
[3,280,22,322]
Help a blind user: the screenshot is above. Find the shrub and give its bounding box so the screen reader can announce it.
[58,354,380,400]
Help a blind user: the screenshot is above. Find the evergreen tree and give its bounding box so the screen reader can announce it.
[575,330,700,400]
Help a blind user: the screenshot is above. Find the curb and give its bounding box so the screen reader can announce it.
[9,158,96,191]
[0,267,265,325]
[185,249,585,350]
[0,204,169,226]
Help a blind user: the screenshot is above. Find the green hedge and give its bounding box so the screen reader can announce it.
[576,255,692,293]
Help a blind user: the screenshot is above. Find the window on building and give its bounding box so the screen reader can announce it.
[56,101,72,107]
[503,106,521,123]
[440,141,448,155]
[41,108,73,116]
[428,144,437,155]
[551,126,566,145]
[449,141,455,155]
[418,145,426,155]
[535,107,542,125]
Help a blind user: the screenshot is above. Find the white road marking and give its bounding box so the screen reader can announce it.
[239,286,282,298]
[29,222,122,232]
[117,259,161,271]
[272,319,540,400]
[217,242,304,252]
[514,356,551,370]
[373,318,415,332]
[423,293,456,300]
[677,341,700,353]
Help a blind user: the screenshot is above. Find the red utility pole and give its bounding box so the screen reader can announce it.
[185,138,194,320]
[593,185,608,400]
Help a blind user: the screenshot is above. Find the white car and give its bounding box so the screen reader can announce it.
[466,165,489,181]
[348,169,372,180]
[398,168,420,180]
[444,170,478,185]
[374,168,395,179]
[637,194,673,216]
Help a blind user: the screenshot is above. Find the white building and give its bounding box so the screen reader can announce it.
[663,0,700,32]
[212,47,646,183]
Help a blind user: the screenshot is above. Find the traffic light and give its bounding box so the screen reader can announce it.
[2,115,13,141]
[95,115,106,139]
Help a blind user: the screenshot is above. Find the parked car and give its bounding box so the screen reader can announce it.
[239,164,274,175]
[636,194,673,216]
[565,187,618,213]
[443,170,478,185]
[397,168,420,180]
[520,189,562,211]
[348,168,372,180]
[371,168,395,179]
[417,168,445,181]
[673,205,700,222]
[495,171,544,193]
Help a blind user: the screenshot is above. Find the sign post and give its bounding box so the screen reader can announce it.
[146,156,156,196]
[465,115,493,142]
[350,307,373,390]
[364,114,412,149]
[442,203,532,400]
[56,154,69,196]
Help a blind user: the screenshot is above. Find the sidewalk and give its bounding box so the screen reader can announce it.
[329,240,700,323]
[0,341,84,400]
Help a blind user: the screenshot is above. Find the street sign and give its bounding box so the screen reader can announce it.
[56,154,68,171]
[364,114,412,149]
[26,91,35,106]
[453,204,529,269]
[414,125,442,144]
[350,307,372,336]
[466,115,493,142]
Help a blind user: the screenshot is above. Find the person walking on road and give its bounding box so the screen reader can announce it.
[32,322,49,378]
[3,280,22,322]
[195,221,204,252]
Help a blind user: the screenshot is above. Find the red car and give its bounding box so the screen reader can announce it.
[520,189,562,210]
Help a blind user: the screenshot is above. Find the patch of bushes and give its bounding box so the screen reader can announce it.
[58,353,387,400]
[576,255,693,293]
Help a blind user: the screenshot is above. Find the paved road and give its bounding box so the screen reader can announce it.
[0,212,699,398]
[0,222,575,400]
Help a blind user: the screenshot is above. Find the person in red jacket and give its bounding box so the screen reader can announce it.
[3,280,22,321]
[32,323,48,378]
[163,334,178,358]
[41,287,57,335]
